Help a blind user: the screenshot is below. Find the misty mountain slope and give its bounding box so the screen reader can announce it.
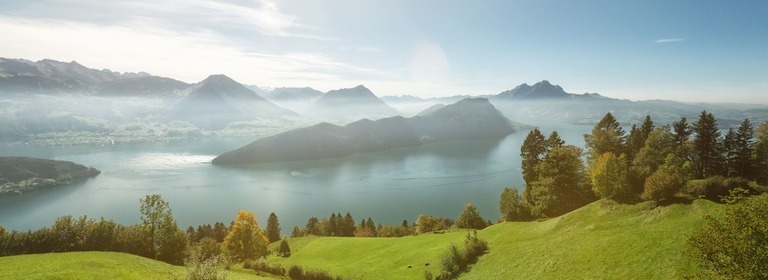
[261,87,324,112]
[95,76,190,97]
[0,58,147,95]
[497,80,570,99]
[307,85,400,122]
[167,74,295,129]
[212,97,517,165]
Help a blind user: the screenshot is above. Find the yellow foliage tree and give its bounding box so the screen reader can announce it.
[223,210,269,262]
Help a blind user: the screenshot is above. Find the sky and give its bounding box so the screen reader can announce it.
[0,0,767,103]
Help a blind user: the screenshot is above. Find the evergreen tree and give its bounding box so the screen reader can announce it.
[693,111,724,178]
[547,131,565,150]
[722,128,738,177]
[278,239,291,257]
[365,217,376,236]
[672,117,692,147]
[755,120,768,184]
[290,226,303,238]
[627,116,655,160]
[328,213,338,236]
[305,217,319,236]
[265,212,281,243]
[630,127,678,195]
[526,145,591,217]
[521,129,547,187]
[584,112,626,164]
[343,212,356,237]
[733,118,755,179]
[213,222,227,243]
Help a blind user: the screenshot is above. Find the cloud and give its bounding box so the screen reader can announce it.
[655,38,685,43]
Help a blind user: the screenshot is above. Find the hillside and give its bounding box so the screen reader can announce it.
[307,85,399,121]
[212,98,517,165]
[0,156,100,196]
[0,251,273,280]
[268,199,722,280]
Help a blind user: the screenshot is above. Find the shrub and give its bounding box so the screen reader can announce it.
[685,176,752,201]
[286,264,344,280]
[184,249,228,280]
[244,259,286,276]
[689,193,768,279]
[433,231,488,280]
[641,169,685,201]
[277,239,291,257]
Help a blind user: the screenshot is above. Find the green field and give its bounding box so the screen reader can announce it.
[0,251,274,280]
[269,199,722,280]
[0,199,722,279]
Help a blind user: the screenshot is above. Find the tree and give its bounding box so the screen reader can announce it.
[640,154,689,202]
[277,239,291,257]
[139,194,183,262]
[499,187,530,221]
[526,145,591,218]
[672,117,692,147]
[343,212,356,237]
[755,120,768,184]
[546,131,565,150]
[305,217,320,236]
[415,215,443,233]
[693,111,724,178]
[365,217,377,236]
[588,152,630,200]
[627,116,655,160]
[212,222,227,243]
[689,193,768,279]
[629,126,677,195]
[584,112,626,164]
[521,129,547,187]
[733,118,755,179]
[328,213,338,236]
[265,212,281,243]
[223,210,269,262]
[456,203,487,230]
[722,128,738,176]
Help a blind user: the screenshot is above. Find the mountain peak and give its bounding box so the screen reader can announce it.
[497,80,569,99]
[201,74,236,84]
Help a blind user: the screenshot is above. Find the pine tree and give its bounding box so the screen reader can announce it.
[265,212,281,243]
[584,112,626,164]
[722,128,738,177]
[365,217,376,236]
[343,212,355,237]
[305,217,319,236]
[755,120,768,184]
[527,145,591,218]
[328,213,337,236]
[521,129,547,187]
[547,131,565,150]
[692,111,724,178]
[733,118,755,179]
[672,117,692,146]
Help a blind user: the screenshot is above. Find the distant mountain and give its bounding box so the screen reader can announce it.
[264,87,323,101]
[167,74,294,129]
[0,156,100,196]
[307,85,399,121]
[0,58,148,94]
[212,97,517,165]
[496,80,571,99]
[380,95,426,103]
[95,76,190,97]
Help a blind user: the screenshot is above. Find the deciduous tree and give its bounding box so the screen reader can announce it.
[223,210,269,261]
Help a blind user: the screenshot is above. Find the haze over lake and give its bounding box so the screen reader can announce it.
[0,123,590,233]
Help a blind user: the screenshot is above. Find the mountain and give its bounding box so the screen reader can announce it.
[0,58,148,94]
[0,156,100,196]
[95,76,190,97]
[307,85,399,121]
[264,87,323,101]
[496,80,570,99]
[166,74,294,129]
[212,97,517,165]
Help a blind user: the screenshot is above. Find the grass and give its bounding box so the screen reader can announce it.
[269,199,723,280]
[0,251,275,280]
[0,199,723,279]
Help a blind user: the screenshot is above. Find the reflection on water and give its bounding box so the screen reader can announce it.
[0,124,592,234]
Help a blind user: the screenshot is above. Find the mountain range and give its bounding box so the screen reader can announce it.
[212,98,518,165]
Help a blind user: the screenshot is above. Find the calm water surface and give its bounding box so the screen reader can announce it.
[0,123,590,233]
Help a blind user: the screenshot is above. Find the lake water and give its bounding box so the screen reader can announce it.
[0,123,591,234]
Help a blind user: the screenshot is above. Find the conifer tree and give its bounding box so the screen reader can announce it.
[265,212,281,243]
[672,117,692,147]
[733,118,755,179]
[692,111,724,178]
[521,129,547,187]
[584,112,626,164]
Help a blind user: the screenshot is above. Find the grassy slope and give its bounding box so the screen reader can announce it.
[0,251,275,280]
[270,199,722,280]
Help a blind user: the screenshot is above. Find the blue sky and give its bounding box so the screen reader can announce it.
[1,0,766,103]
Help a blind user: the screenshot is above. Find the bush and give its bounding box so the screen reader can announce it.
[184,249,228,280]
[685,176,752,201]
[641,169,685,201]
[287,265,344,280]
[277,239,291,257]
[433,231,488,280]
[243,259,286,276]
[689,193,768,279]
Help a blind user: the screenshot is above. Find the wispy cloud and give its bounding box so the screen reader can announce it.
[655,38,685,43]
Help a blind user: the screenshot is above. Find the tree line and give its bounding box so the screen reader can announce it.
[501,111,768,221]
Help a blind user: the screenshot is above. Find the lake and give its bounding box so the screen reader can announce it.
[0,123,591,234]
